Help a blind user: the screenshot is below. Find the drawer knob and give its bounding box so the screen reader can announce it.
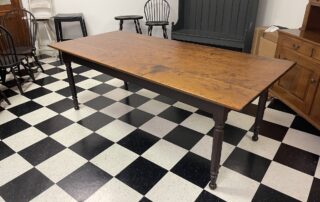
[292,44,300,50]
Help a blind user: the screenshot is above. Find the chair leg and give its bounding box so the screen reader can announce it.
[11,67,23,94]
[162,25,168,39]
[0,69,6,83]
[22,60,35,82]
[32,52,45,73]
[0,90,10,105]
[148,26,153,36]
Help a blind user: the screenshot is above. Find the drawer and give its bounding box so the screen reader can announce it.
[281,35,313,56]
[312,46,320,61]
[311,0,320,4]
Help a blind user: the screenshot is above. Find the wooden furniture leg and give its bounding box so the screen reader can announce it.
[209,107,229,190]
[252,90,268,141]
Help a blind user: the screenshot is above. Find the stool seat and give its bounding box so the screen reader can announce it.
[54,13,85,21]
[114,15,143,20]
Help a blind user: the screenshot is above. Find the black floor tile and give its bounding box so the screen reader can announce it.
[291,116,320,136]
[0,141,15,161]
[120,94,149,108]
[159,106,192,124]
[49,61,64,67]
[72,66,91,74]
[35,115,73,135]
[250,120,288,142]
[154,95,177,105]
[56,86,85,97]
[171,152,211,188]
[119,109,154,127]
[207,124,247,146]
[253,184,299,202]
[116,157,167,195]
[274,144,319,175]
[3,89,18,98]
[308,178,320,202]
[92,74,113,82]
[44,67,65,75]
[241,103,258,117]
[19,138,65,165]
[195,190,225,202]
[8,101,42,116]
[140,197,152,202]
[195,110,212,118]
[164,126,203,150]
[118,129,159,155]
[63,75,87,84]
[34,76,59,86]
[223,148,271,182]
[70,133,113,160]
[58,162,112,201]
[121,83,142,92]
[0,168,54,202]
[23,87,52,99]
[268,99,296,115]
[47,98,75,113]
[88,83,115,95]
[84,96,115,110]
[78,112,114,131]
[0,118,31,140]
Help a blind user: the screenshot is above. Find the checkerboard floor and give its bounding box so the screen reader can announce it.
[0,55,319,202]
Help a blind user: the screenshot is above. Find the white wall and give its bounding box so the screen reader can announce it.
[22,0,308,38]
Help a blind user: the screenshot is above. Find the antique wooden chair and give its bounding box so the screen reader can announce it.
[144,0,170,39]
[1,9,44,73]
[0,25,35,94]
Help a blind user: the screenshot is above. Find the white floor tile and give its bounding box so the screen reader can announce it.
[20,107,57,126]
[226,111,255,130]
[140,116,177,138]
[36,149,87,183]
[146,172,202,202]
[191,135,235,164]
[61,104,96,122]
[96,120,136,142]
[100,102,134,118]
[173,102,198,112]
[80,70,101,78]
[6,95,30,109]
[263,108,295,127]
[136,89,159,99]
[262,162,313,201]
[0,154,33,186]
[44,80,69,92]
[3,127,47,152]
[51,72,69,80]
[138,100,170,115]
[91,144,138,176]
[315,158,320,179]
[33,92,65,106]
[181,113,214,134]
[106,78,125,87]
[77,91,100,104]
[104,88,133,101]
[142,139,188,170]
[30,185,76,202]
[283,128,320,156]
[76,79,102,89]
[0,110,17,125]
[205,167,260,202]
[51,123,93,147]
[12,82,41,93]
[238,132,281,160]
[85,178,142,202]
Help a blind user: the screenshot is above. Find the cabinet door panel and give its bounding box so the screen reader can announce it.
[310,86,320,128]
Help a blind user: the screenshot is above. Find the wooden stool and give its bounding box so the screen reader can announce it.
[114,15,143,34]
[54,13,88,63]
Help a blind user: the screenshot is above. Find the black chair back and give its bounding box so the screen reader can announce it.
[144,0,170,22]
[1,9,38,50]
[0,25,19,68]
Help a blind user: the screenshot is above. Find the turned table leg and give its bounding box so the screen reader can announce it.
[252,90,268,141]
[210,107,229,190]
[64,55,79,110]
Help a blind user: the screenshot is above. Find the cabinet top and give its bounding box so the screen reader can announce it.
[279,29,320,45]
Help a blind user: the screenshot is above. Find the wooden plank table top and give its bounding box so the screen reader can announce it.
[50,31,294,111]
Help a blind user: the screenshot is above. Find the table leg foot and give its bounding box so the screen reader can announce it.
[209,182,217,190]
[252,134,259,141]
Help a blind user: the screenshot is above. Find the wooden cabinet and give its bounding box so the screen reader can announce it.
[270,30,320,129]
[0,0,22,16]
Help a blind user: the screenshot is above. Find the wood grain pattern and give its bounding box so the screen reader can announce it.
[50,31,294,111]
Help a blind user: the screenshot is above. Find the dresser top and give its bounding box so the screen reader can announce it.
[280,29,320,45]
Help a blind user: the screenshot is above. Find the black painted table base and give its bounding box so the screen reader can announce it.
[62,53,268,190]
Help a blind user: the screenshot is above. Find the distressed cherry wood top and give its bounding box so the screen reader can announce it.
[50,31,294,111]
